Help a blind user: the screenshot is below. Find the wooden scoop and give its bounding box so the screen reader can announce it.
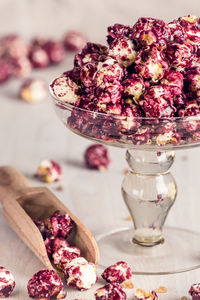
[0,166,99,273]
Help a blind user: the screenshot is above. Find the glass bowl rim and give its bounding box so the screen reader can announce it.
[50,88,200,122]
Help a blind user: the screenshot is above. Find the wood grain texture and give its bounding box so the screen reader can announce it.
[1,0,200,299]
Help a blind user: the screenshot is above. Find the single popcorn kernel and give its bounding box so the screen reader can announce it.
[135,46,169,82]
[84,144,110,170]
[63,30,87,52]
[95,283,126,300]
[36,160,62,183]
[122,280,134,289]
[64,258,97,290]
[20,78,47,103]
[132,17,171,49]
[189,283,200,299]
[53,245,80,270]
[50,74,80,104]
[156,286,167,293]
[27,269,66,299]
[45,210,74,239]
[0,267,15,298]
[102,261,132,284]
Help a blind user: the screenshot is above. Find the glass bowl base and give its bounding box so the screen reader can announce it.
[96,226,200,275]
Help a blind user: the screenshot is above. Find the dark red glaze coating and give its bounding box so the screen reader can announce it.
[95,283,126,300]
[64,30,87,52]
[139,85,176,118]
[0,267,15,298]
[84,144,110,170]
[27,269,66,299]
[45,210,74,239]
[101,261,132,284]
[132,17,171,49]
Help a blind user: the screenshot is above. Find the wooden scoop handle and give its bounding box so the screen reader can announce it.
[0,166,30,204]
[0,166,54,270]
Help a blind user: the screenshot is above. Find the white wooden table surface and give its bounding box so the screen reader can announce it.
[1,0,200,299]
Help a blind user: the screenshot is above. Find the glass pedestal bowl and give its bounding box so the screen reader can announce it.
[52,95,200,275]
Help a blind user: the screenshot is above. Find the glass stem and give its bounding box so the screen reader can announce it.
[122,150,177,247]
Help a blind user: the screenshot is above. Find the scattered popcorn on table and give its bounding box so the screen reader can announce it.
[43,40,65,65]
[13,56,32,77]
[134,289,158,300]
[29,45,50,68]
[0,34,30,59]
[95,283,126,300]
[64,258,97,290]
[64,30,87,52]
[36,160,62,183]
[27,269,66,299]
[0,58,14,83]
[20,78,47,103]
[101,261,132,284]
[0,267,15,298]
[84,144,110,170]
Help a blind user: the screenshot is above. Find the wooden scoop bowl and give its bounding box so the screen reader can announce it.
[0,166,99,273]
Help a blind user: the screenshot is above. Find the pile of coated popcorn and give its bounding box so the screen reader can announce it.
[51,16,200,147]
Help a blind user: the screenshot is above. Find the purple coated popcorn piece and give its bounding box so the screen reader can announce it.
[122,74,145,104]
[64,259,97,290]
[27,269,66,299]
[165,41,194,72]
[0,267,15,298]
[53,245,80,270]
[84,144,110,170]
[95,283,126,300]
[0,58,14,83]
[45,210,74,239]
[135,46,169,82]
[101,261,132,284]
[139,85,176,118]
[64,30,87,52]
[0,34,30,59]
[74,43,108,68]
[189,283,200,300]
[107,24,134,43]
[168,20,187,42]
[178,15,200,45]
[29,46,50,68]
[132,17,171,49]
[186,67,200,100]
